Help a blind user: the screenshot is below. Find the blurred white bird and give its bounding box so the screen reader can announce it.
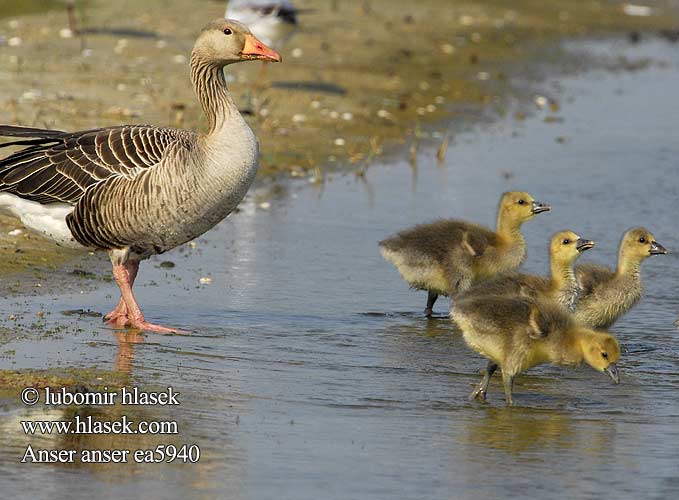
[225,0,298,49]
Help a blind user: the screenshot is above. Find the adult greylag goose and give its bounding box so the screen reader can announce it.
[460,231,595,312]
[379,191,550,317]
[574,227,667,329]
[0,19,281,334]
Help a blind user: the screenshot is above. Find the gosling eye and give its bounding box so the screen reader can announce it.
[601,352,608,359]
[223,28,233,35]
[517,199,525,205]
[562,239,570,245]
[638,237,646,244]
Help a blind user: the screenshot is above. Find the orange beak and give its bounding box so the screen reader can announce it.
[241,34,282,62]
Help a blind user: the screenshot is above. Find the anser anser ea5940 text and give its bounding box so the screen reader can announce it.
[0,19,281,334]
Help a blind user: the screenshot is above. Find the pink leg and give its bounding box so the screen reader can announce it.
[105,260,139,325]
[111,262,182,334]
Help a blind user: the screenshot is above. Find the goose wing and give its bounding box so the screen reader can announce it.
[0,125,193,205]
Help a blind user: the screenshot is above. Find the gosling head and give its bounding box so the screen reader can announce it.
[498,191,551,227]
[550,230,595,267]
[193,19,282,66]
[581,330,621,384]
[619,227,667,267]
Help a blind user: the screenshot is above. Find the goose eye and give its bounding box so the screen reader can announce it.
[517,199,525,205]
[638,237,646,244]
[223,28,233,35]
[562,239,570,245]
[601,352,608,359]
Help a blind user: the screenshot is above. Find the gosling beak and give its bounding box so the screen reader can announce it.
[241,34,282,62]
[576,238,595,252]
[531,200,551,214]
[604,363,620,384]
[649,241,667,255]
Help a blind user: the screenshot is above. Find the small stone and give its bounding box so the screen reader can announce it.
[259,202,271,209]
[159,261,175,269]
[534,95,548,109]
[333,138,346,146]
[156,40,167,49]
[199,277,213,284]
[440,43,455,54]
[59,28,73,39]
[291,48,303,58]
[173,54,187,64]
[8,37,22,47]
[8,229,22,236]
[292,114,307,123]
[341,112,353,121]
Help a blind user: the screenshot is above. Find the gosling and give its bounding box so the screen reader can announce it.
[379,191,550,316]
[460,231,594,311]
[574,227,667,329]
[451,296,621,405]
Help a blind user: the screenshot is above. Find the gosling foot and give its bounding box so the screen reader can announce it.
[424,307,434,318]
[469,385,488,402]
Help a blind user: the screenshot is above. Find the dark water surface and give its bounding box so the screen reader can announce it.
[1,40,678,499]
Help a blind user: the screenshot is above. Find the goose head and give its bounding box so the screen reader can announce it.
[620,227,667,266]
[550,230,594,267]
[498,191,551,226]
[580,330,621,384]
[194,19,282,66]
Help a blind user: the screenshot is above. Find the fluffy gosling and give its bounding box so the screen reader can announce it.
[575,227,667,329]
[460,230,594,311]
[379,191,550,316]
[451,296,621,405]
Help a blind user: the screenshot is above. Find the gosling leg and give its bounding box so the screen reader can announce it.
[469,361,498,401]
[424,291,438,317]
[502,371,515,406]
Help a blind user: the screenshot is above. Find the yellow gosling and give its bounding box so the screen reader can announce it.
[460,230,594,311]
[575,227,667,329]
[379,191,550,316]
[451,296,621,405]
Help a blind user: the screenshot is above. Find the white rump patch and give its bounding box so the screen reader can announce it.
[0,193,85,249]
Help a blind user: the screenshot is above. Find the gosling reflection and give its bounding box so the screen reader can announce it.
[462,407,616,458]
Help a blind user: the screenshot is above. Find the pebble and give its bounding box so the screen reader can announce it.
[173,54,187,64]
[534,95,548,108]
[377,109,392,118]
[334,138,346,146]
[477,71,490,80]
[310,100,321,109]
[291,48,303,58]
[8,229,22,236]
[59,28,73,39]
[8,37,22,47]
[156,40,168,49]
[341,112,353,121]
[292,114,307,123]
[440,43,455,54]
[199,277,213,285]
[259,202,271,209]
[329,111,340,119]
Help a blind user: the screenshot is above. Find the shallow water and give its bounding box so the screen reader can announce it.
[1,39,678,499]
